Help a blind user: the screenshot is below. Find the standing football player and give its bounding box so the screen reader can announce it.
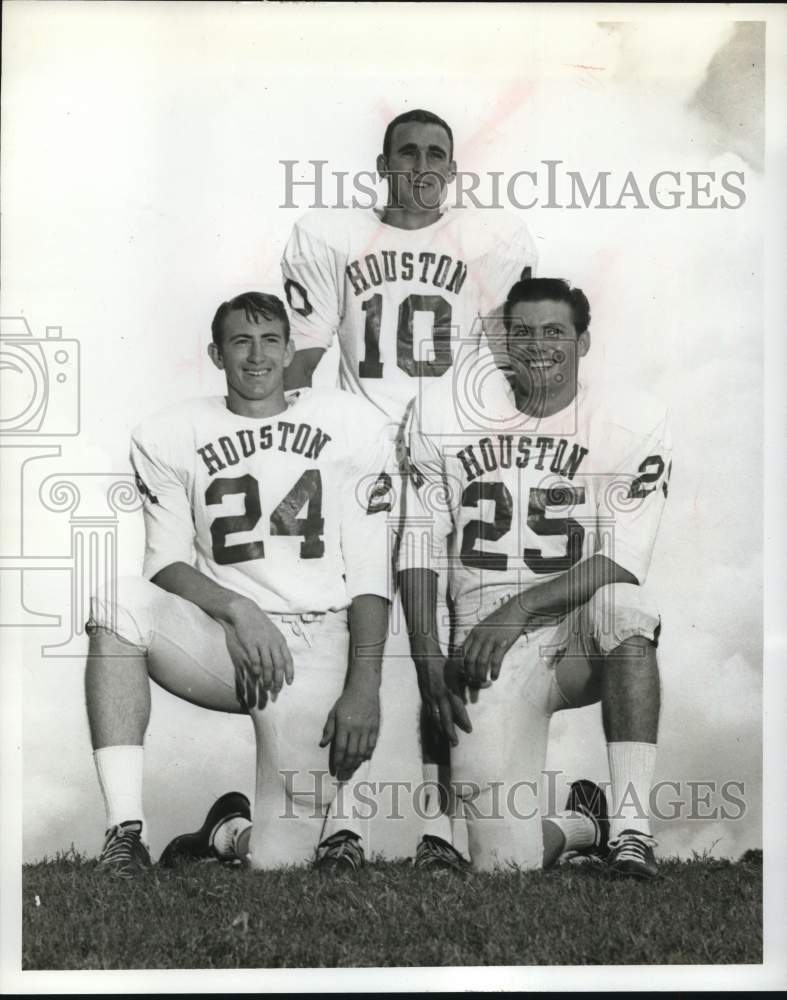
[86,292,394,876]
[280,108,538,868]
[400,278,671,879]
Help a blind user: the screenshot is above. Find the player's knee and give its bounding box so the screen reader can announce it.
[586,582,660,656]
[452,744,513,810]
[459,785,544,872]
[88,575,162,649]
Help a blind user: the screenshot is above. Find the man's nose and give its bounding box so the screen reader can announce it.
[413,150,428,173]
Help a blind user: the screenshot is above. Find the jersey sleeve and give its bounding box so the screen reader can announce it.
[603,410,672,585]
[280,215,343,353]
[478,216,539,345]
[397,396,454,576]
[130,422,196,580]
[339,419,397,602]
[480,217,539,310]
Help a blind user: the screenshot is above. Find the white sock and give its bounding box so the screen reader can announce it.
[554,810,597,852]
[94,745,146,841]
[420,763,453,843]
[213,816,252,860]
[607,741,657,841]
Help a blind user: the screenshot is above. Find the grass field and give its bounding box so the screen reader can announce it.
[22,850,761,970]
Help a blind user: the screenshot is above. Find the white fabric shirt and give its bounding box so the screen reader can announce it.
[130,388,395,614]
[401,366,672,622]
[281,206,538,422]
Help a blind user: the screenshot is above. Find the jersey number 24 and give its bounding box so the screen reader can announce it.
[205,471,324,565]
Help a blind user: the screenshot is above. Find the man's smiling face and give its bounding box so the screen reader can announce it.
[378,120,456,215]
[209,309,293,415]
[505,298,589,409]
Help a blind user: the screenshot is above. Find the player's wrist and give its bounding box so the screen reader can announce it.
[223,593,258,626]
[412,644,445,674]
[344,668,382,695]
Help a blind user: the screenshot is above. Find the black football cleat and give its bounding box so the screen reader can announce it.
[158,791,251,868]
[313,830,365,872]
[414,834,470,872]
[565,779,610,859]
[97,820,151,879]
[607,829,659,880]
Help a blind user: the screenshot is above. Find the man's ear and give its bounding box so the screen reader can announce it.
[283,338,296,368]
[376,153,389,181]
[446,159,457,184]
[208,342,224,371]
[577,330,591,358]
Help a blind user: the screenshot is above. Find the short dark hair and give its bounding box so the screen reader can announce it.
[503,278,591,336]
[211,291,290,346]
[382,109,454,161]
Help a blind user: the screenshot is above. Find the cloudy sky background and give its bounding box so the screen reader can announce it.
[2,4,767,862]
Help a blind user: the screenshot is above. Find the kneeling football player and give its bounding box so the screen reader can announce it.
[85,292,394,876]
[399,277,671,880]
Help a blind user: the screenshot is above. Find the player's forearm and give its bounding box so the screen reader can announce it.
[283,347,325,390]
[513,554,637,623]
[151,562,256,626]
[397,568,443,664]
[346,594,389,690]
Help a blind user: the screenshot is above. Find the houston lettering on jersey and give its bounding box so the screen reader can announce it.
[410,434,589,489]
[345,251,468,297]
[196,420,332,477]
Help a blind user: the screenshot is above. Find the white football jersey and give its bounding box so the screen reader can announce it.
[281,207,538,422]
[401,367,672,625]
[130,389,395,615]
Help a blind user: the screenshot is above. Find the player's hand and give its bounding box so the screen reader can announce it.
[320,681,380,781]
[461,597,529,688]
[223,604,294,709]
[415,658,472,747]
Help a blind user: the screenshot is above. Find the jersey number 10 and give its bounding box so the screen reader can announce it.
[359,293,453,379]
[285,278,454,380]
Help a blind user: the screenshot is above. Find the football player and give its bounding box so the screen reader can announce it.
[280,108,538,868]
[86,292,394,876]
[399,278,671,879]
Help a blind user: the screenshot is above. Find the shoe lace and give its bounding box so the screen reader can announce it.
[101,823,144,865]
[611,831,656,862]
[317,832,363,868]
[415,835,466,870]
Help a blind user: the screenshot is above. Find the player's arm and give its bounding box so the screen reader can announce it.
[320,593,388,781]
[283,347,326,390]
[151,562,293,707]
[397,404,472,744]
[462,409,673,687]
[461,554,637,688]
[325,421,396,779]
[131,432,292,708]
[281,214,342,389]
